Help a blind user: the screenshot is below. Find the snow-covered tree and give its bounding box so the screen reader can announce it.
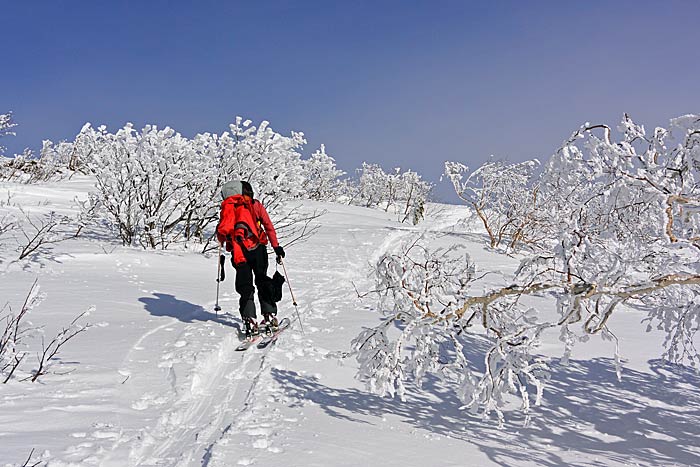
[355,114,700,424]
[351,163,432,224]
[531,113,700,366]
[302,144,345,201]
[444,159,542,249]
[396,169,431,224]
[354,163,393,208]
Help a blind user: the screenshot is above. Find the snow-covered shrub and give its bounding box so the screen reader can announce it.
[0,113,79,183]
[444,159,543,249]
[77,122,201,248]
[39,138,82,173]
[0,195,82,261]
[350,163,432,224]
[0,281,42,383]
[0,146,77,183]
[0,113,23,181]
[0,111,17,143]
[74,118,319,249]
[301,144,346,201]
[0,149,32,182]
[0,213,16,239]
[357,114,700,424]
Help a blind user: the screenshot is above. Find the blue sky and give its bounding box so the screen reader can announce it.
[3,0,700,201]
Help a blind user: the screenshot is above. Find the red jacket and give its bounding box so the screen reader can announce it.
[250,200,279,248]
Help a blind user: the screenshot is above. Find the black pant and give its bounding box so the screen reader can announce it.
[234,245,277,319]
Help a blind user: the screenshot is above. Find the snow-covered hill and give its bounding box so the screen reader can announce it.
[1,178,698,467]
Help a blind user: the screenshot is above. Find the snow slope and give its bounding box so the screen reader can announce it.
[1,178,698,467]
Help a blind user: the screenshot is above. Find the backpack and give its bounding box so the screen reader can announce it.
[217,194,262,252]
[216,180,270,264]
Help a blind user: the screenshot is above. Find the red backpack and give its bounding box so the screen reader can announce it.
[217,194,263,264]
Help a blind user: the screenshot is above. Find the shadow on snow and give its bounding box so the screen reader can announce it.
[272,357,700,467]
[138,292,244,336]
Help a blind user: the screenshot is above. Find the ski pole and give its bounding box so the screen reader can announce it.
[278,257,304,334]
[214,243,224,315]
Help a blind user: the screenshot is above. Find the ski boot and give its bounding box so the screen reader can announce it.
[261,314,279,334]
[243,317,260,338]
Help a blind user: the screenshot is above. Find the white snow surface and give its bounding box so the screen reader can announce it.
[1,177,698,466]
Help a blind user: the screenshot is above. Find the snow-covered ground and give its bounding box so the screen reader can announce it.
[1,178,698,467]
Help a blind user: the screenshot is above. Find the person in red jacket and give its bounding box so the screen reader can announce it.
[216,181,285,336]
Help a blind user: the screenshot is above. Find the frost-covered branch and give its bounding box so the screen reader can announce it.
[20,448,44,467]
[1,279,43,383]
[1,280,92,384]
[16,208,74,260]
[444,159,542,249]
[444,114,700,364]
[360,114,700,425]
[353,237,551,425]
[28,310,91,382]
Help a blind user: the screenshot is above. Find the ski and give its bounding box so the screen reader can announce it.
[235,334,263,351]
[257,317,291,349]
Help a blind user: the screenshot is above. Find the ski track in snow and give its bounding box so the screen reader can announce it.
[201,224,414,466]
[70,307,266,466]
[130,338,259,466]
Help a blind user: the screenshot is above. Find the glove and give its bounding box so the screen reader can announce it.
[274,245,285,260]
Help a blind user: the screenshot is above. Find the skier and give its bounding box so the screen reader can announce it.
[216,180,285,336]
